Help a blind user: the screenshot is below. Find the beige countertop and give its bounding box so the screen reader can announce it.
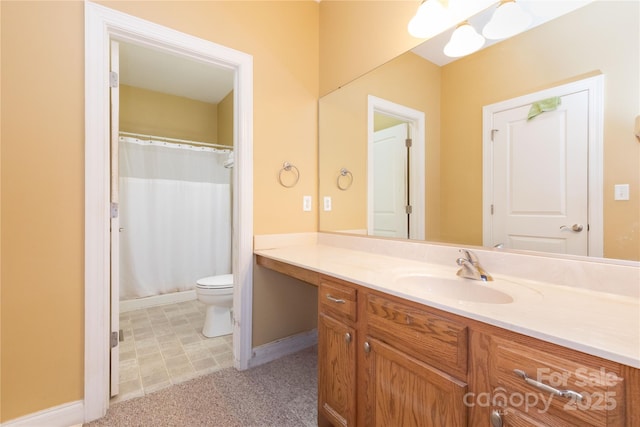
[255,242,640,369]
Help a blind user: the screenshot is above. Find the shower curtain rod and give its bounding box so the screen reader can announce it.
[119,131,232,150]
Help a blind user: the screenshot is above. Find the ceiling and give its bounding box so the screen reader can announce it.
[118,42,235,104]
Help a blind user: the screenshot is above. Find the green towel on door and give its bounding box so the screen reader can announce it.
[527,96,561,120]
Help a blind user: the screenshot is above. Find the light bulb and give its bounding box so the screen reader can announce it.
[482,0,532,40]
[408,0,450,39]
[443,22,485,58]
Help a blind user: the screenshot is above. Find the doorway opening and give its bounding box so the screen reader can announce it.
[112,39,236,401]
[85,2,253,421]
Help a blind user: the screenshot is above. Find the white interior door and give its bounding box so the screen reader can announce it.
[488,90,589,255]
[372,123,408,238]
[110,39,120,397]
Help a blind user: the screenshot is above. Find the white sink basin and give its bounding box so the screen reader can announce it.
[394,274,514,304]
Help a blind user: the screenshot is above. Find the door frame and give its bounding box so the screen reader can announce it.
[367,95,426,240]
[482,75,603,257]
[85,2,254,421]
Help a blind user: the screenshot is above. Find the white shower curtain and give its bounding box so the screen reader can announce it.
[119,137,232,300]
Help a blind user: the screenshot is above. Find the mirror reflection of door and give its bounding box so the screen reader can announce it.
[372,121,409,238]
[483,76,604,256]
[368,95,426,240]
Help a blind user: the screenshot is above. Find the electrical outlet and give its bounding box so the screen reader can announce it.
[614,184,630,201]
[303,195,312,211]
[323,196,332,211]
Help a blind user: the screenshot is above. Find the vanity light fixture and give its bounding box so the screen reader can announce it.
[408,0,532,58]
[482,0,532,40]
[443,21,485,57]
[407,0,450,39]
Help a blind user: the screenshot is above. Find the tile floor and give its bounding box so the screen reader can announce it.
[114,299,233,403]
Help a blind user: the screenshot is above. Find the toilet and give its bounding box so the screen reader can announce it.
[195,274,234,338]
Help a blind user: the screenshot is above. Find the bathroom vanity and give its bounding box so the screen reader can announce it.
[254,233,640,427]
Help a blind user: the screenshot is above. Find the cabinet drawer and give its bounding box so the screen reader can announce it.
[489,335,625,426]
[365,292,468,379]
[319,277,357,323]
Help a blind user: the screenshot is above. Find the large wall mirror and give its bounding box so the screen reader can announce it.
[319,0,639,262]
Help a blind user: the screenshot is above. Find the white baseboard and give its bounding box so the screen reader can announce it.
[2,400,84,427]
[248,329,318,369]
[120,289,197,313]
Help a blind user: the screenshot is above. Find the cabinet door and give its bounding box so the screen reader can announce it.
[362,337,468,427]
[318,313,356,427]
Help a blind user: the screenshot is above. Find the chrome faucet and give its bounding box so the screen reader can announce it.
[456,249,493,282]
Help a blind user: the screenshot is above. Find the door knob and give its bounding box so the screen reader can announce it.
[560,224,583,232]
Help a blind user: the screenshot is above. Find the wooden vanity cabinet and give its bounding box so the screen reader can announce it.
[317,277,469,427]
[318,276,358,427]
[254,256,639,427]
[316,275,638,427]
[361,291,469,427]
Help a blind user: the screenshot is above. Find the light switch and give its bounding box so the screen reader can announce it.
[614,184,630,201]
[303,195,312,211]
[323,196,332,211]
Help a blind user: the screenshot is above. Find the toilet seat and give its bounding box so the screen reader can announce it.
[196,274,233,289]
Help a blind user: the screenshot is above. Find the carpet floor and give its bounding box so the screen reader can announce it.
[85,346,318,427]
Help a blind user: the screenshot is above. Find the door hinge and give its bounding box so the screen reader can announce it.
[111,202,119,219]
[109,71,119,88]
[491,204,494,215]
[406,205,413,214]
[491,129,498,142]
[111,331,119,349]
[405,138,412,148]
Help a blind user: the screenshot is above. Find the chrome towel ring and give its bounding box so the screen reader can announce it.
[278,162,300,188]
[337,168,353,191]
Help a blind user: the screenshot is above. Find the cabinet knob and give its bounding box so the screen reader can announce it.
[490,409,503,427]
[345,332,352,344]
[363,341,371,353]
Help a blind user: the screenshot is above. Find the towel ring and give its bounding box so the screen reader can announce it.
[337,168,353,191]
[278,162,300,188]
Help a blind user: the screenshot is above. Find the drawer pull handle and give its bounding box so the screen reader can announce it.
[490,410,503,427]
[514,369,583,401]
[326,294,345,304]
[364,341,371,353]
[345,333,352,344]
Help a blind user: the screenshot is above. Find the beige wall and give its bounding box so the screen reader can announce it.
[1,1,318,421]
[319,0,421,96]
[218,91,234,147]
[120,85,220,144]
[252,264,318,347]
[439,1,639,260]
[1,1,86,421]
